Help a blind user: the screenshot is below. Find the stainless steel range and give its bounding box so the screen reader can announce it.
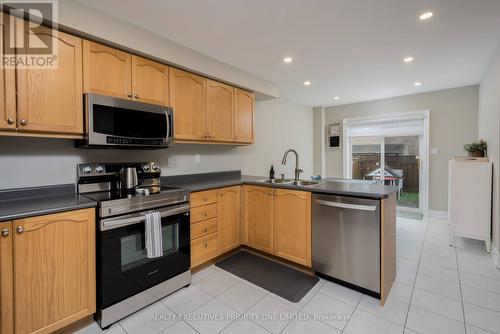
[77,162,191,329]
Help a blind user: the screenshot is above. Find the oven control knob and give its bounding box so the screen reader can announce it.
[95,165,104,173]
[143,164,150,171]
[151,163,158,171]
[82,166,92,174]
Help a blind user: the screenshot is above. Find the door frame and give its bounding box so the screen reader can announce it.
[342,110,430,218]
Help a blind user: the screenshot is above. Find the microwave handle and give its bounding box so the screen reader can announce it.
[100,203,189,231]
[166,110,172,142]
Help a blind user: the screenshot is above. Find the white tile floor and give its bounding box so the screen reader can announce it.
[76,217,500,334]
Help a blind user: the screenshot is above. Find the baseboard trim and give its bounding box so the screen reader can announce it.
[428,210,448,220]
[492,244,500,270]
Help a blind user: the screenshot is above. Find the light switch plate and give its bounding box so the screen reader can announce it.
[195,154,201,163]
[167,157,174,168]
[430,147,439,155]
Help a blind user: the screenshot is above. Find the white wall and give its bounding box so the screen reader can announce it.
[0,98,313,189]
[478,46,500,252]
[320,86,479,211]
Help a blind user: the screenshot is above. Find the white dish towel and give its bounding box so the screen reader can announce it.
[145,211,163,258]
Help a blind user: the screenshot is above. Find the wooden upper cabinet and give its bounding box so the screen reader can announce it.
[132,56,169,106]
[273,189,311,267]
[234,89,254,143]
[83,40,132,99]
[0,14,17,131]
[169,68,206,141]
[0,221,14,334]
[243,186,273,253]
[206,80,234,142]
[218,186,240,254]
[13,209,95,334]
[16,28,83,135]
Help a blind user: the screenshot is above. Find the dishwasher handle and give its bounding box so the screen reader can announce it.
[314,199,377,211]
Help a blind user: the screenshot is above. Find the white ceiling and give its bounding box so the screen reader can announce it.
[75,0,500,107]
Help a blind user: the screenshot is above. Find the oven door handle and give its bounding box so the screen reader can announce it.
[100,203,189,231]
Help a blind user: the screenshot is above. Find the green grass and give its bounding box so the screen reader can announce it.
[399,191,419,204]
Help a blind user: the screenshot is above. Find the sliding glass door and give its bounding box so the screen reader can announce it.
[349,135,423,219]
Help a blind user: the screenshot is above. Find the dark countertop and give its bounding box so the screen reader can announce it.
[0,184,97,221]
[162,171,397,199]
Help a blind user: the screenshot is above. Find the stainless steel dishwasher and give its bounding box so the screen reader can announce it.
[312,193,380,295]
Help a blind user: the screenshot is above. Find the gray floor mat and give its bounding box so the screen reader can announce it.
[215,251,319,303]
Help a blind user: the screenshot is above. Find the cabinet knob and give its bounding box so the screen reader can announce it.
[134,93,138,99]
[127,92,132,98]
[268,192,273,196]
[203,227,208,233]
[202,197,207,201]
[19,119,27,126]
[1,228,9,237]
[16,226,24,234]
[204,241,208,248]
[202,211,207,217]
[7,118,15,125]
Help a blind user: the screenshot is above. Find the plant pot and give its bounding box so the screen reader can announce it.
[470,150,485,157]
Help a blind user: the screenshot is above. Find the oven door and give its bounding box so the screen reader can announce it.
[97,204,190,308]
[84,93,173,148]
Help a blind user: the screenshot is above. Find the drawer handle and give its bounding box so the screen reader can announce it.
[202,211,207,217]
[202,197,208,201]
[204,241,208,248]
[203,227,208,233]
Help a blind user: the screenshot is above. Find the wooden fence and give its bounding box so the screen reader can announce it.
[352,153,419,192]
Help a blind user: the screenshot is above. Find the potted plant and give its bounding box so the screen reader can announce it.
[463,139,487,157]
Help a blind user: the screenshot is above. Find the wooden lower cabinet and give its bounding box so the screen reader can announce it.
[0,221,14,334]
[273,189,311,267]
[243,186,312,267]
[243,186,274,253]
[218,186,240,254]
[0,208,96,334]
[191,232,218,268]
[190,185,312,268]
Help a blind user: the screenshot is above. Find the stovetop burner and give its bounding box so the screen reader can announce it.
[77,161,190,218]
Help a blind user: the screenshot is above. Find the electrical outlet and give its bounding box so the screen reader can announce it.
[195,154,201,163]
[167,157,174,168]
[430,147,439,155]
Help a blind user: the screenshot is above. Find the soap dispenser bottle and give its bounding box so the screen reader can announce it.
[269,165,275,179]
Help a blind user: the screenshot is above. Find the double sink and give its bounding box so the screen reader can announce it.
[254,178,320,187]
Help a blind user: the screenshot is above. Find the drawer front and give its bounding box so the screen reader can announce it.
[191,203,218,223]
[191,189,218,208]
[191,218,218,240]
[191,232,218,267]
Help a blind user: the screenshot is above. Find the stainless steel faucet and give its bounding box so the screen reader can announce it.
[282,149,303,181]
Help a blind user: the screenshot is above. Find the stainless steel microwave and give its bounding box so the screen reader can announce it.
[77,93,173,149]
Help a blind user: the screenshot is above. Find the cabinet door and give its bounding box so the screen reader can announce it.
[0,14,17,131]
[169,68,206,141]
[218,186,240,254]
[273,189,311,266]
[234,89,254,144]
[132,56,169,106]
[83,40,132,99]
[13,209,95,334]
[17,27,83,135]
[206,80,234,142]
[243,186,273,253]
[0,221,13,334]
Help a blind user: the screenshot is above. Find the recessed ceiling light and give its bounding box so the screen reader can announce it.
[283,57,293,63]
[304,81,311,86]
[414,82,422,87]
[334,96,340,100]
[403,56,414,63]
[419,12,433,20]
